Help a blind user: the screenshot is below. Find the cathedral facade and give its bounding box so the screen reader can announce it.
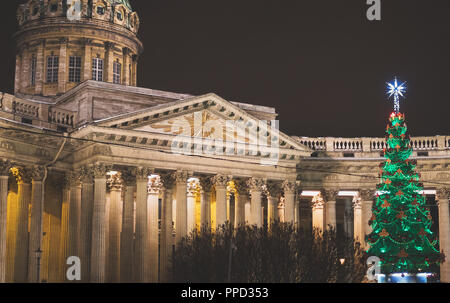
[0,0,448,283]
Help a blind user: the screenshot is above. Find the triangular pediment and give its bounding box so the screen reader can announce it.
[91,93,311,159]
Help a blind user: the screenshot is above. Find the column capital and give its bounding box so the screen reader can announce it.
[133,167,152,182]
[282,180,296,194]
[122,47,131,56]
[80,37,93,46]
[437,187,450,201]
[92,163,111,179]
[199,176,214,193]
[359,189,376,201]
[107,173,122,191]
[69,170,82,186]
[160,172,176,190]
[322,188,339,201]
[266,181,282,198]
[311,193,325,210]
[0,159,12,176]
[246,177,265,191]
[352,195,362,209]
[13,167,32,184]
[59,37,69,44]
[104,41,115,50]
[234,179,249,196]
[121,168,135,186]
[31,165,45,182]
[212,174,230,188]
[187,179,199,196]
[80,165,94,184]
[175,171,189,184]
[148,175,162,194]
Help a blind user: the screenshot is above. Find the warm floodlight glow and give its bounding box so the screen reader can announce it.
[301,191,321,197]
[417,189,437,195]
[338,191,358,197]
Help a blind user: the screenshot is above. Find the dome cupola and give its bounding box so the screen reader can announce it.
[14,0,143,97]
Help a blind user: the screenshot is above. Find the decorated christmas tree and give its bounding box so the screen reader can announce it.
[366,78,443,275]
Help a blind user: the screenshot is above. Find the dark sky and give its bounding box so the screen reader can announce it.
[1,0,449,137]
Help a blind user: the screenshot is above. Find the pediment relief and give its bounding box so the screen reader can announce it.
[134,110,252,144]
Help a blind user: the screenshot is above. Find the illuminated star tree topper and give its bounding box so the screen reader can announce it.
[387,77,407,114]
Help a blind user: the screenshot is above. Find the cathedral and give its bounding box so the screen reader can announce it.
[0,0,448,283]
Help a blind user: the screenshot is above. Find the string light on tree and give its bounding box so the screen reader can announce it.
[366,78,444,278]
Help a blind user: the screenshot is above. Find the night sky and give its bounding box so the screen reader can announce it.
[1,0,449,137]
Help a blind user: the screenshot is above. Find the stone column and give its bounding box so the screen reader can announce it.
[160,173,175,282]
[14,52,22,94]
[35,39,45,95]
[90,163,109,283]
[187,179,197,233]
[58,38,68,94]
[122,48,131,85]
[0,160,11,283]
[68,171,82,260]
[311,193,325,232]
[234,180,248,227]
[104,42,115,83]
[82,38,93,82]
[120,170,135,283]
[213,175,229,228]
[134,167,151,282]
[28,166,45,283]
[20,47,30,93]
[79,166,94,282]
[353,195,363,244]
[107,173,122,283]
[266,182,281,226]
[131,55,138,86]
[437,188,450,283]
[247,178,264,227]
[175,171,188,245]
[278,198,285,222]
[360,189,374,248]
[12,168,32,282]
[323,189,339,230]
[59,175,70,282]
[199,177,213,228]
[343,197,354,237]
[282,180,296,223]
[147,175,161,283]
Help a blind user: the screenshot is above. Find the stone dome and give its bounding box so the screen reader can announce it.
[13,0,143,97]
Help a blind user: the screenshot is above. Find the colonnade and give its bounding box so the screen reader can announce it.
[0,160,297,283]
[0,158,449,282]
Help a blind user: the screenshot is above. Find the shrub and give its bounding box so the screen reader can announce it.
[172,221,367,283]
